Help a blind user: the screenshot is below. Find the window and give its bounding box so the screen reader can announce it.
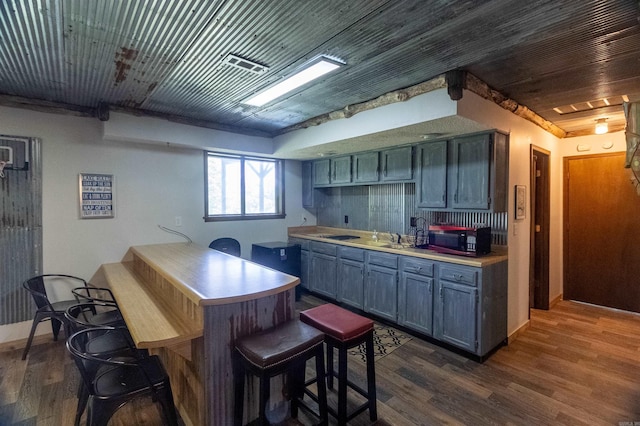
[205,152,285,221]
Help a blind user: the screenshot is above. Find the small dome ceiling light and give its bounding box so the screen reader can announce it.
[595,118,608,134]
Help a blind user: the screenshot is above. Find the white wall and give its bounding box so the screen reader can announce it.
[0,106,309,343]
[457,91,561,335]
[457,91,626,335]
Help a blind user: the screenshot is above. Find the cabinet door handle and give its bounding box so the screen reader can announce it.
[356,158,359,177]
[383,155,388,176]
[454,273,463,281]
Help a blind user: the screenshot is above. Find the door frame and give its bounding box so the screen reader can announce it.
[529,145,550,311]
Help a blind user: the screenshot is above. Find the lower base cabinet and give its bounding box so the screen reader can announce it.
[364,252,398,322]
[303,238,507,357]
[288,238,310,289]
[337,247,365,309]
[300,250,309,289]
[309,242,337,298]
[436,281,478,352]
[398,258,435,336]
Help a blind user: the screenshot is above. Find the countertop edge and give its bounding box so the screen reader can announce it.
[288,228,507,267]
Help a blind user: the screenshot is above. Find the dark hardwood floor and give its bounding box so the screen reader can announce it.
[1,295,639,425]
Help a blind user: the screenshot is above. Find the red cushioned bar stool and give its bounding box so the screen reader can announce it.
[300,304,377,425]
[233,319,328,426]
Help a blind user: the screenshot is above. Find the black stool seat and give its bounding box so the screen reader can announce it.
[234,320,328,425]
[301,303,378,426]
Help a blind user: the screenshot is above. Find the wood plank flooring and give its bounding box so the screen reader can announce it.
[1,296,639,425]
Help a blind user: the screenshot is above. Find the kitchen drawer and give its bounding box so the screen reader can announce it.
[400,258,434,277]
[367,252,398,269]
[288,237,309,251]
[439,265,478,286]
[310,241,337,256]
[338,246,365,262]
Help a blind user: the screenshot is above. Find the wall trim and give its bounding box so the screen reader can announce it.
[508,319,530,344]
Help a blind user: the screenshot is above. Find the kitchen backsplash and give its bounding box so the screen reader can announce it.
[314,183,508,245]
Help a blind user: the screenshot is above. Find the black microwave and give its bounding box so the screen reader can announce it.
[427,225,491,257]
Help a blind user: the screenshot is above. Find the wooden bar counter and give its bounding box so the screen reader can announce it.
[97,242,299,426]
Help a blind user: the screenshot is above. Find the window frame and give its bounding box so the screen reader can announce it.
[204,151,286,222]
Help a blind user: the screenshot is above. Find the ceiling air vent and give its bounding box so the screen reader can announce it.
[223,54,269,74]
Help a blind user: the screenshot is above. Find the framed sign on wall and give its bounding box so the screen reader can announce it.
[79,173,114,219]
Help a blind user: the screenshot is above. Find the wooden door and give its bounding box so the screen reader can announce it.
[530,146,550,310]
[564,152,640,313]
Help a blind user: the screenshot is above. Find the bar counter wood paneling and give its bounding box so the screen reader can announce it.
[99,243,299,426]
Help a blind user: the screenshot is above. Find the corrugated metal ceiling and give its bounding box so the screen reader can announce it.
[0,0,639,140]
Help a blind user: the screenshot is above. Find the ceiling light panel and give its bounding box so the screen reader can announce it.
[243,56,344,107]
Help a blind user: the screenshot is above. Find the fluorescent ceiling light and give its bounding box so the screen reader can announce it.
[244,56,343,107]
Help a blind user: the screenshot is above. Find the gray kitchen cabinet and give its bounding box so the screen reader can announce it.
[364,251,398,322]
[436,279,478,352]
[450,133,492,210]
[330,155,352,184]
[288,237,310,289]
[398,257,435,335]
[301,161,315,208]
[300,250,309,289]
[313,156,352,186]
[416,131,508,211]
[337,247,365,309]
[309,241,337,298]
[295,235,507,357]
[313,159,331,186]
[353,151,379,183]
[416,140,447,208]
[380,146,413,181]
[449,132,508,211]
[434,261,507,356]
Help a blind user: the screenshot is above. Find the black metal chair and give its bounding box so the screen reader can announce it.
[209,237,241,257]
[65,302,144,426]
[71,287,125,327]
[21,274,89,360]
[66,326,179,426]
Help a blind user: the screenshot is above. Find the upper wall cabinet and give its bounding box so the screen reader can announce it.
[416,140,447,208]
[331,155,352,184]
[313,158,331,186]
[353,151,379,183]
[417,132,508,212]
[313,156,352,186]
[302,161,315,209]
[380,146,413,182]
[451,133,493,209]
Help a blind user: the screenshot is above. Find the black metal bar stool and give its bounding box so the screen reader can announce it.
[300,303,377,425]
[233,319,328,426]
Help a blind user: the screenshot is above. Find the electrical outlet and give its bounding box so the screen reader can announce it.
[344,215,349,224]
[175,216,182,227]
[410,217,417,227]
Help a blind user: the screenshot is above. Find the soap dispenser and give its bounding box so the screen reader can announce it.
[372,230,378,242]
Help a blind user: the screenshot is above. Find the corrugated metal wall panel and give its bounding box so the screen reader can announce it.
[316,182,508,246]
[0,136,42,325]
